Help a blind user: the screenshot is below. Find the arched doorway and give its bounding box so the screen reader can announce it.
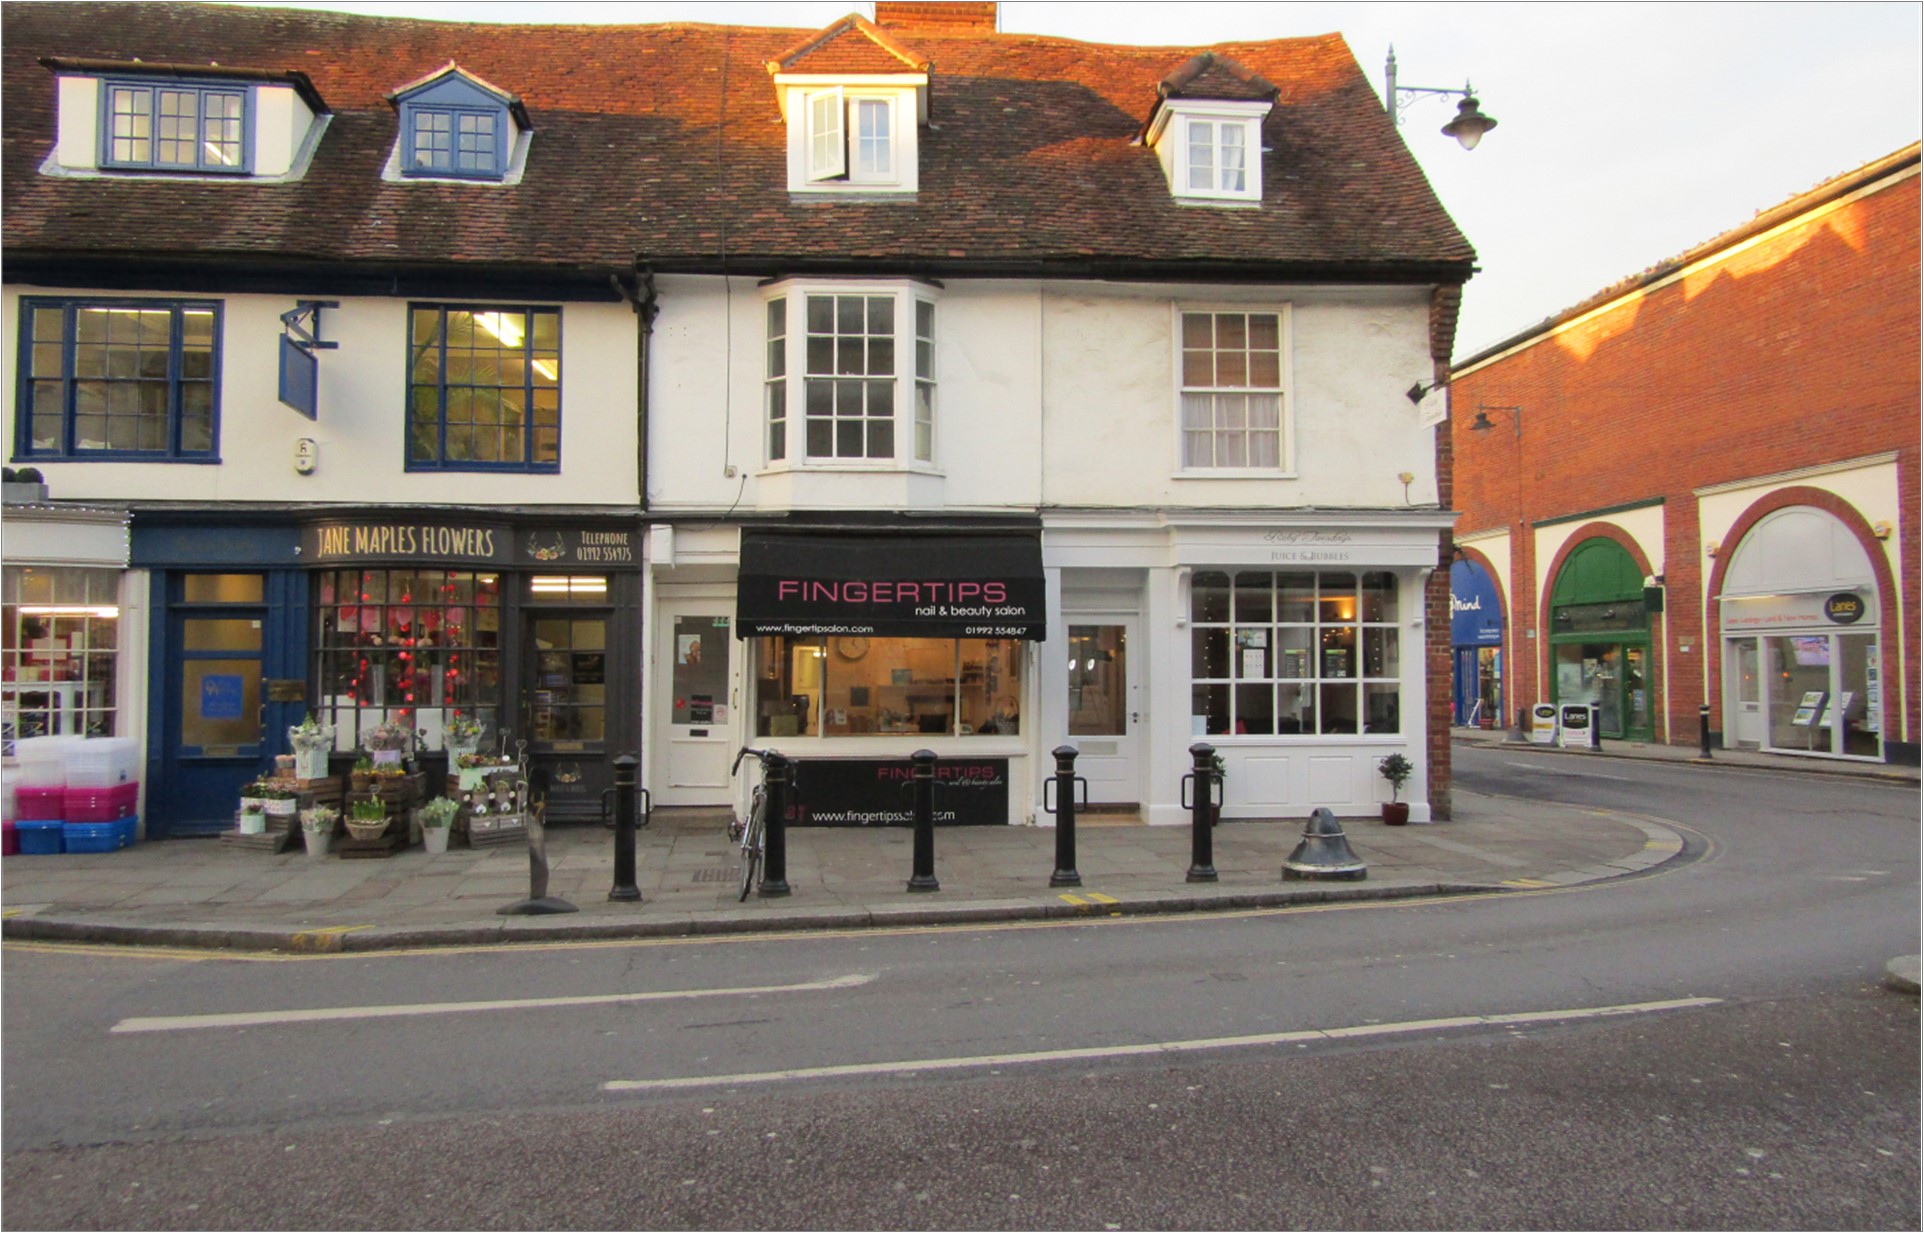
[1718,506,1883,760]
[1547,537,1652,741]
[1450,558,1504,726]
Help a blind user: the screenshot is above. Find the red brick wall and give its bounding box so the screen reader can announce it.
[1452,168,1920,750]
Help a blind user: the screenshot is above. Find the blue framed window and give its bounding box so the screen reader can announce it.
[404,105,503,178]
[16,299,221,461]
[101,81,250,173]
[408,306,560,472]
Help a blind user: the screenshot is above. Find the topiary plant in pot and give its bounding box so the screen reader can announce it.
[1377,753,1414,825]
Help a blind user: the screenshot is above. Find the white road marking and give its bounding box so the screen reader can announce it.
[110,972,876,1034]
[602,996,1723,1091]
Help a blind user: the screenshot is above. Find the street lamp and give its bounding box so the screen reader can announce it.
[1470,404,1523,437]
[1384,46,1499,150]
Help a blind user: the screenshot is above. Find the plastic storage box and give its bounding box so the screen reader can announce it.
[63,783,137,823]
[15,736,80,788]
[16,819,64,855]
[15,786,65,821]
[2,821,17,856]
[63,737,138,788]
[62,816,137,853]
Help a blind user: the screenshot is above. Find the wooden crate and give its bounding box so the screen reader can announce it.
[465,811,527,849]
[220,810,296,853]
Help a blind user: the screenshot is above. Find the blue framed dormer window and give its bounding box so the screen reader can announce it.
[391,68,521,183]
[404,105,503,178]
[101,81,251,173]
[15,299,222,461]
[407,305,560,472]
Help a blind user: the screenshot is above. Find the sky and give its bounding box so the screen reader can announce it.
[221,1,1923,360]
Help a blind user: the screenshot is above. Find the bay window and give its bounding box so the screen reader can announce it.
[764,283,936,467]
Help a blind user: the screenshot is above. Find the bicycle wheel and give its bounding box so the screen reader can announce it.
[738,796,765,902]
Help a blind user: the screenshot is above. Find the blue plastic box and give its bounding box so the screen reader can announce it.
[17,819,65,855]
[62,817,137,853]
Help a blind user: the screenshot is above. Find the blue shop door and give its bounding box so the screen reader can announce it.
[148,572,308,836]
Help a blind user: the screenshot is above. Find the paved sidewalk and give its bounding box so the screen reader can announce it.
[1453,727,1921,782]
[1,790,1686,953]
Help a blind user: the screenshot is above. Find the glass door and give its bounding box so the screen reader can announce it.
[524,610,609,821]
[1728,638,1763,747]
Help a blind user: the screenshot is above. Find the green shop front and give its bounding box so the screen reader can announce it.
[135,510,639,836]
[1546,537,1656,742]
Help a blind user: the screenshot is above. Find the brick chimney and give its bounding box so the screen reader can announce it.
[872,2,998,33]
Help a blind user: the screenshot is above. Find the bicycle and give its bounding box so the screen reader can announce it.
[730,746,780,902]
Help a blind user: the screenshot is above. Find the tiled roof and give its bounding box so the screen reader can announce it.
[3,2,1475,290]
[768,14,931,74]
[1159,52,1280,103]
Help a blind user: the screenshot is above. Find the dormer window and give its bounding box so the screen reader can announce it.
[1144,53,1278,206]
[39,59,328,182]
[768,15,929,195]
[388,64,528,184]
[804,88,902,185]
[104,80,248,172]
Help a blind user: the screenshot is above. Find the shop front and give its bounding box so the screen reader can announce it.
[1450,558,1504,727]
[1547,537,1653,742]
[647,521,1045,825]
[135,510,639,835]
[1718,506,1885,761]
[2,488,133,754]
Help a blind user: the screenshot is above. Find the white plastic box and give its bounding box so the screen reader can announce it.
[63,736,138,788]
[15,736,80,788]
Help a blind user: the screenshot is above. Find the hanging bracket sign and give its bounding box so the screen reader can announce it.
[278,300,339,420]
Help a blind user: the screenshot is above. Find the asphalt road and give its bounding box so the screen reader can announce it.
[3,748,1916,1229]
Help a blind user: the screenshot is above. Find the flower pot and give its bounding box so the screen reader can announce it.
[1382,801,1410,826]
[294,747,330,779]
[421,825,451,854]
[238,811,267,835]
[345,817,389,842]
[302,827,333,857]
[371,749,403,767]
[377,777,416,802]
[350,771,374,791]
[264,797,298,818]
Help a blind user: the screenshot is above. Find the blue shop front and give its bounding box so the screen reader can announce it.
[1451,558,1504,727]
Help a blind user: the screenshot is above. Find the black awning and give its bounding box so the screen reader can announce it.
[738,531,1046,640]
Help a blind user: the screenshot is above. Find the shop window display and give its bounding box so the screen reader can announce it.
[314,568,501,750]
[754,635,1022,738]
[1190,570,1400,736]
[1,566,119,746]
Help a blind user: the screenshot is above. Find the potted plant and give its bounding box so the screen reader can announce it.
[455,751,504,792]
[349,756,375,792]
[288,713,335,779]
[417,796,459,855]
[237,796,268,835]
[1377,753,1414,825]
[362,718,416,767]
[346,798,390,842]
[255,782,299,819]
[372,764,417,801]
[445,712,485,760]
[300,805,339,857]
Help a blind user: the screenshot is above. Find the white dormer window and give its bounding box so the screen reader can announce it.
[1148,100,1271,205]
[41,63,328,182]
[778,79,922,194]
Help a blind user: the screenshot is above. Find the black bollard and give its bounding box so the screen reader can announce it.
[1699,703,1713,759]
[1048,744,1083,887]
[608,753,641,902]
[907,748,940,892]
[759,750,792,897]
[1184,742,1218,883]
